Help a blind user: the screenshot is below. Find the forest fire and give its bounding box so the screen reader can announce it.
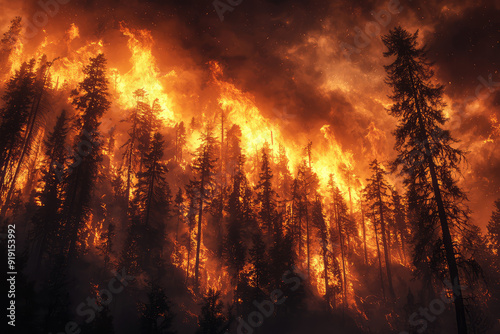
[0,1,499,334]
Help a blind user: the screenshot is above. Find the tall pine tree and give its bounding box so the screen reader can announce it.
[383,27,470,333]
[62,53,110,261]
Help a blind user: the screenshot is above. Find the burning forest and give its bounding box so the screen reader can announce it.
[0,0,499,333]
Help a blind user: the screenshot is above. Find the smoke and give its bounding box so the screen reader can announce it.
[7,0,499,228]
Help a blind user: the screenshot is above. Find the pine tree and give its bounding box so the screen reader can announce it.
[0,59,36,201]
[62,53,110,262]
[1,56,55,216]
[97,223,115,270]
[0,17,22,79]
[224,154,247,289]
[364,159,396,299]
[311,195,332,308]
[391,189,408,265]
[190,124,218,289]
[359,198,369,265]
[184,182,199,283]
[133,133,170,227]
[383,26,470,333]
[174,188,184,242]
[370,206,386,300]
[275,144,293,213]
[140,282,176,334]
[30,110,69,266]
[328,176,350,308]
[341,163,355,216]
[485,199,500,323]
[174,121,187,162]
[289,178,301,253]
[248,230,269,292]
[487,199,500,256]
[296,159,319,277]
[122,89,146,211]
[255,146,276,235]
[132,132,171,278]
[196,289,227,334]
[225,124,242,175]
[137,98,162,171]
[81,305,115,334]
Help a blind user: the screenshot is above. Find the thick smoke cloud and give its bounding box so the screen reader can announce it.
[9,0,500,227]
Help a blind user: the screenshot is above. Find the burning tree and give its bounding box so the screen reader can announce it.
[328,175,351,308]
[190,124,218,290]
[0,60,36,207]
[363,159,396,300]
[487,199,500,256]
[30,110,69,265]
[196,289,227,334]
[0,17,22,79]
[62,53,111,262]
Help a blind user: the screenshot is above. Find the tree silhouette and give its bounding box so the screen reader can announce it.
[224,154,247,295]
[383,26,470,333]
[122,88,146,211]
[311,195,332,309]
[255,146,277,236]
[63,53,110,262]
[30,110,69,266]
[487,199,500,256]
[131,132,171,278]
[190,124,218,289]
[1,56,55,217]
[140,282,176,334]
[296,159,319,277]
[364,159,396,299]
[248,230,269,293]
[328,176,350,309]
[0,59,36,203]
[174,121,187,162]
[0,17,22,79]
[196,289,226,334]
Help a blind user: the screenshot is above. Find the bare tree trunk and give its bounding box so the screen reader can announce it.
[336,204,348,309]
[306,203,310,278]
[1,65,51,217]
[376,175,395,299]
[361,206,368,265]
[408,67,468,334]
[194,180,205,290]
[373,212,386,301]
[322,246,330,310]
